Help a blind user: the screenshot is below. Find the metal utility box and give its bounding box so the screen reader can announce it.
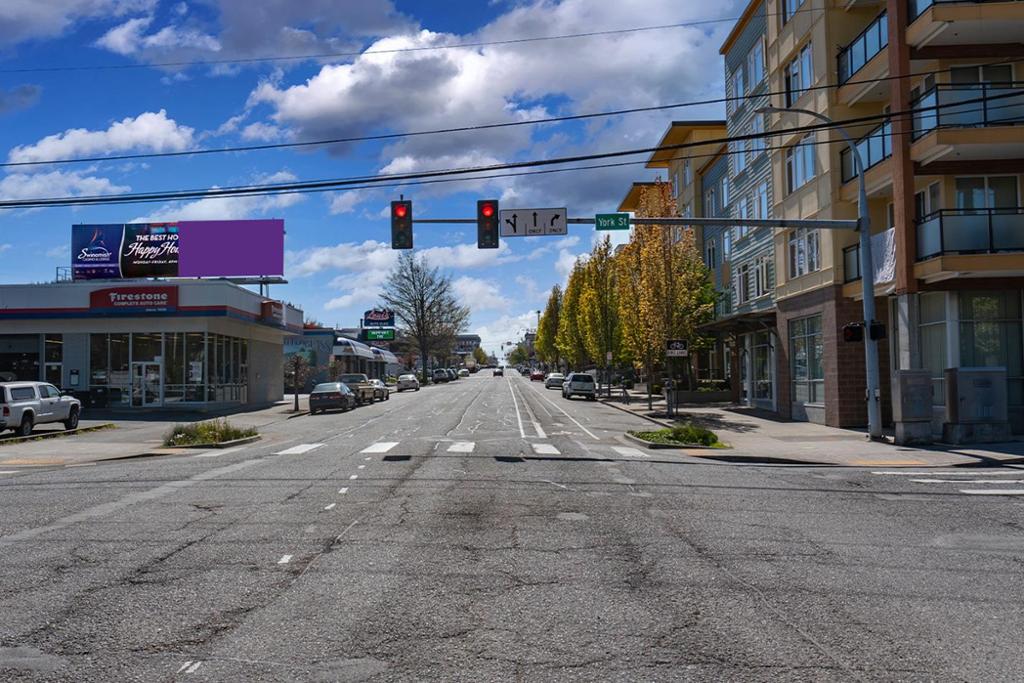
[942,367,1012,444]
[893,369,933,445]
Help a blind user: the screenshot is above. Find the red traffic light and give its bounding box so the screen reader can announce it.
[393,203,408,218]
[481,202,495,218]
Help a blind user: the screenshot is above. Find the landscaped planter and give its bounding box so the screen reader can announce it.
[624,432,718,450]
[164,434,261,449]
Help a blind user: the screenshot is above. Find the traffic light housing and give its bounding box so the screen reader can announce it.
[477,199,499,249]
[869,320,886,341]
[842,322,864,343]
[390,200,413,249]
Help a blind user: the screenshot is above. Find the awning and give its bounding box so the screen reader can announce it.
[372,347,399,364]
[697,310,777,336]
[333,337,376,360]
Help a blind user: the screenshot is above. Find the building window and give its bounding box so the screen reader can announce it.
[672,170,680,199]
[753,330,773,400]
[754,255,771,297]
[784,43,814,106]
[954,175,1019,210]
[682,159,692,186]
[706,238,717,268]
[790,314,824,404]
[752,115,765,156]
[733,67,745,102]
[786,134,816,193]
[782,0,805,24]
[959,291,1024,406]
[736,198,750,239]
[788,228,820,278]
[723,229,732,258]
[736,263,751,305]
[755,180,770,219]
[734,138,747,174]
[918,292,947,406]
[720,177,730,210]
[747,39,765,87]
[705,187,716,215]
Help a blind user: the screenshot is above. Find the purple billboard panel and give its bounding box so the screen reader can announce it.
[177,220,284,278]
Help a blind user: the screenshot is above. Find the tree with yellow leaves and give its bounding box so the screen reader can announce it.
[535,284,562,369]
[556,257,590,370]
[579,235,620,395]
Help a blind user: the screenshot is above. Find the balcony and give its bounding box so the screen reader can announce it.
[840,120,892,184]
[917,208,1024,260]
[837,11,888,85]
[910,83,1024,163]
[908,0,1024,47]
[842,228,896,286]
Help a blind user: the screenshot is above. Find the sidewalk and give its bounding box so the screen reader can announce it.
[601,390,1024,468]
[0,399,305,468]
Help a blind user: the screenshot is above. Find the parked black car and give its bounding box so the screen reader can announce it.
[309,382,357,414]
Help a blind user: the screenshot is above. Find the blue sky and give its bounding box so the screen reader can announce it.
[0,0,734,354]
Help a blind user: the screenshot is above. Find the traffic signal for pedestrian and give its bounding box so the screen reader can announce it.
[842,322,864,343]
[869,320,886,341]
[391,200,413,249]
[477,199,499,249]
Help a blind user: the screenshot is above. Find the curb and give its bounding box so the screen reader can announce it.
[0,423,117,447]
[598,399,675,429]
[286,410,310,420]
[164,434,261,450]
[623,431,717,450]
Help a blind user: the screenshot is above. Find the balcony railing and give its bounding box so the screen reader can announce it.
[837,11,888,85]
[839,120,892,184]
[910,0,1024,21]
[912,82,1024,139]
[917,208,1024,260]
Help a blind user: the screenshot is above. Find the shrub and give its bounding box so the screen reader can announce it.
[163,419,257,447]
[669,424,719,446]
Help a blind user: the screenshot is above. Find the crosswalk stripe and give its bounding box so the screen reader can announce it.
[274,443,323,455]
[611,446,648,459]
[532,443,560,455]
[447,442,475,453]
[361,442,398,454]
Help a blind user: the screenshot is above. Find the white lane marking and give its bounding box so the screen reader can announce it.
[532,443,560,455]
[507,378,526,439]
[0,470,18,475]
[514,384,547,438]
[64,463,96,468]
[349,474,358,480]
[912,479,1024,484]
[324,503,336,510]
[543,480,569,490]
[357,465,366,470]
[872,470,1021,476]
[360,442,398,454]
[278,554,292,564]
[274,443,324,455]
[338,487,349,494]
[528,387,599,441]
[176,661,193,673]
[364,456,372,461]
[447,441,475,453]
[960,489,1024,496]
[185,662,202,674]
[611,446,648,459]
[194,443,251,459]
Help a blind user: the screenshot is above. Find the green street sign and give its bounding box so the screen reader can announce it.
[595,213,630,230]
[365,328,395,341]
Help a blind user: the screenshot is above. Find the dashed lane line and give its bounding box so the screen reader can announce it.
[960,489,1024,496]
[338,487,349,494]
[274,443,324,456]
[360,442,398,454]
[278,554,292,564]
[324,503,336,510]
[349,474,358,480]
[525,382,600,440]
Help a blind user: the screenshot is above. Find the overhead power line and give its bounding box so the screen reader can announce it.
[0,8,827,75]
[1,93,1018,210]
[2,56,1017,170]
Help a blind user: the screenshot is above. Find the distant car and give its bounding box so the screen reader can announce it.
[529,369,545,381]
[395,374,420,392]
[446,368,457,381]
[0,381,82,436]
[368,379,390,401]
[458,368,470,377]
[562,372,597,400]
[309,382,356,414]
[493,367,504,377]
[432,368,450,383]
[338,373,376,405]
[544,373,565,389]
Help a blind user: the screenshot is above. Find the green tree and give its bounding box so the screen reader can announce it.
[472,346,488,366]
[535,285,562,368]
[507,343,529,366]
[579,235,620,395]
[381,252,471,382]
[556,258,589,370]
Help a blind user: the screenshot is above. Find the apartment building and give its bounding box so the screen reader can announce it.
[760,0,1024,431]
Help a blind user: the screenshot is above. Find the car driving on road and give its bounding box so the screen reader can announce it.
[562,372,597,400]
[493,366,504,377]
[529,369,545,381]
[543,372,565,389]
[368,378,390,401]
[0,381,82,436]
[309,382,357,414]
[395,374,420,392]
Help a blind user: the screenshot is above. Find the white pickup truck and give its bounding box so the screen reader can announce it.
[0,382,82,437]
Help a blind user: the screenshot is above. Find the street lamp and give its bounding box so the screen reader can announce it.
[756,105,882,439]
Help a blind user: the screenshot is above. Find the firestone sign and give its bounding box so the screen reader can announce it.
[362,308,395,328]
[89,286,179,313]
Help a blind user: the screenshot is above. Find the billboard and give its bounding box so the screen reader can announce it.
[89,286,178,314]
[72,220,284,280]
[362,308,395,328]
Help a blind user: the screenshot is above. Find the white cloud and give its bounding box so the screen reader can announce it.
[328,190,371,215]
[514,275,547,303]
[132,171,303,222]
[287,239,397,278]
[95,16,152,55]
[0,0,156,48]
[241,121,285,141]
[554,248,586,281]
[0,244,12,255]
[45,244,69,259]
[453,276,510,312]
[417,241,518,270]
[471,310,540,356]
[0,170,130,200]
[8,110,195,164]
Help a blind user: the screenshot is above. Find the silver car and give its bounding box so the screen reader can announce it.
[0,382,82,437]
[395,374,420,392]
[544,373,565,390]
[562,373,597,400]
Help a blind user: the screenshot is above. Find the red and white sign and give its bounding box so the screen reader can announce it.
[261,300,284,325]
[89,286,178,312]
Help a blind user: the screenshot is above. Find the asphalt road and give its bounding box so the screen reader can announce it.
[1,371,1023,681]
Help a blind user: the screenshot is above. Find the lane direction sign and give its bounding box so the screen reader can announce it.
[499,207,567,236]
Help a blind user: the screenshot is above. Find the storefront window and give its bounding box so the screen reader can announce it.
[165,332,185,403]
[919,292,947,405]
[90,334,109,385]
[0,334,40,382]
[186,333,205,402]
[790,315,823,404]
[753,331,773,400]
[44,335,63,363]
[959,291,1023,405]
[109,334,130,405]
[132,333,162,363]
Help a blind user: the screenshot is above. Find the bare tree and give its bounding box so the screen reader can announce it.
[284,354,314,412]
[380,252,471,382]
